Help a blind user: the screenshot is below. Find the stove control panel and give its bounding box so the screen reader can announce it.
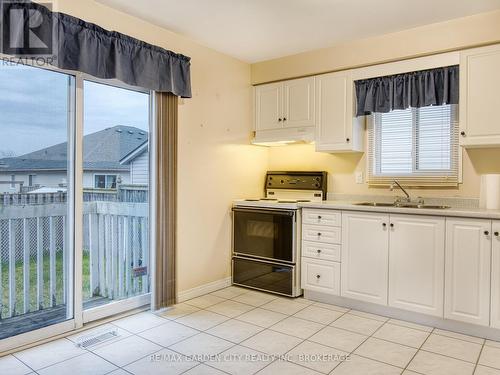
[265,171,327,195]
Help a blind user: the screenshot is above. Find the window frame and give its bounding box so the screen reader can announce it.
[367,104,462,187]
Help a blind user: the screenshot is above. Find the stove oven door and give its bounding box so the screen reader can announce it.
[232,207,295,263]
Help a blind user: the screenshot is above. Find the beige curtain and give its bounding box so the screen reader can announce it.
[154,92,178,309]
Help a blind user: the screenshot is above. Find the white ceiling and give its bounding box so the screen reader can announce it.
[96,0,500,63]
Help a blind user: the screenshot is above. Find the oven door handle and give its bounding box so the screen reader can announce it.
[231,207,295,216]
[233,255,295,267]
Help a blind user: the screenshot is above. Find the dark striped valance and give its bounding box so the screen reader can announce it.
[354,65,459,117]
[1,0,192,97]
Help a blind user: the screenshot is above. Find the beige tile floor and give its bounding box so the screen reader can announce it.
[2,286,500,375]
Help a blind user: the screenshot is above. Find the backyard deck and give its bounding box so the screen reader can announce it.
[0,197,149,339]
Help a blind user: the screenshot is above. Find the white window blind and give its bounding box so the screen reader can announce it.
[368,104,459,186]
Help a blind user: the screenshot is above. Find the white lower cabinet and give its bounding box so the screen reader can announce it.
[302,257,340,295]
[341,212,389,305]
[388,215,445,317]
[491,221,500,329]
[445,218,491,326]
[301,208,500,331]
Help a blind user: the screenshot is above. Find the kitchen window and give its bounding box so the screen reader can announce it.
[367,104,460,186]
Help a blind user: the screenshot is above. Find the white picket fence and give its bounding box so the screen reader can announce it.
[82,202,149,302]
[0,201,149,319]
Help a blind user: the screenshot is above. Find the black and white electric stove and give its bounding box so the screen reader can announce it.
[232,171,327,297]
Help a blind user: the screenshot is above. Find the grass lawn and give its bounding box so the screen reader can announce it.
[1,251,146,319]
[1,252,90,319]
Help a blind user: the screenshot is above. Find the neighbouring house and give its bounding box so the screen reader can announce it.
[0,125,149,194]
[120,140,149,185]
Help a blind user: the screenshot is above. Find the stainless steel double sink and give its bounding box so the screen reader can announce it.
[354,202,450,209]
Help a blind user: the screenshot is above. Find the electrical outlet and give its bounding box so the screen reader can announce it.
[355,171,364,184]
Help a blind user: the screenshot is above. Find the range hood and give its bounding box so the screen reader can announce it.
[251,127,315,146]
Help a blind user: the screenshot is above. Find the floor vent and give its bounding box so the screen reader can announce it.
[76,330,119,349]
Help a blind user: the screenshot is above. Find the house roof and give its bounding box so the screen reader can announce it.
[0,125,148,172]
[120,141,148,165]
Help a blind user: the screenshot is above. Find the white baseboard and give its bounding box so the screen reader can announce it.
[178,277,232,302]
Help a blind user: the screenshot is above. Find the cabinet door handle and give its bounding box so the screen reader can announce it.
[317,232,322,236]
[278,118,282,122]
[317,216,322,219]
[283,117,287,121]
[382,223,387,228]
[460,131,466,137]
[317,249,322,253]
[495,231,499,237]
[316,274,321,279]
[346,138,350,143]
[485,230,490,236]
[390,223,394,228]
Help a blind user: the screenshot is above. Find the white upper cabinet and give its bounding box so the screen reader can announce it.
[283,77,315,128]
[445,218,491,326]
[255,82,283,131]
[341,212,389,305]
[254,78,315,143]
[388,215,445,317]
[315,71,364,153]
[491,221,500,329]
[460,44,500,147]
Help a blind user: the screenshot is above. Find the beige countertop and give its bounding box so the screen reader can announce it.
[299,200,500,220]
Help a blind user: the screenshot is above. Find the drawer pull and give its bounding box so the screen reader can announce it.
[317,216,322,219]
[316,274,321,279]
[317,249,322,253]
[317,232,322,236]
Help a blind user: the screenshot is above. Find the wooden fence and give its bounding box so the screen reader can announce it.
[0,201,149,319]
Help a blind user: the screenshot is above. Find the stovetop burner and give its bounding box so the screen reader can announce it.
[244,198,280,202]
[277,199,311,203]
[244,198,312,203]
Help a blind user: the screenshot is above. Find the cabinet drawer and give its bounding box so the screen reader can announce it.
[302,209,341,227]
[302,257,340,295]
[302,241,341,262]
[302,224,341,244]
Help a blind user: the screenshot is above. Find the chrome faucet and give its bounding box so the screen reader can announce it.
[390,180,411,203]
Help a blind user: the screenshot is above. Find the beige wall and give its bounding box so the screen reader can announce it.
[48,2,500,293]
[253,9,500,199]
[55,0,268,293]
[252,10,500,84]
[266,143,500,199]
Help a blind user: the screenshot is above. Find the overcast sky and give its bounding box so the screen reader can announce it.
[0,62,150,157]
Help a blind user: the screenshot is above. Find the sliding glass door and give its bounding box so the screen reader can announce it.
[0,61,153,349]
[81,80,151,319]
[0,62,75,340]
